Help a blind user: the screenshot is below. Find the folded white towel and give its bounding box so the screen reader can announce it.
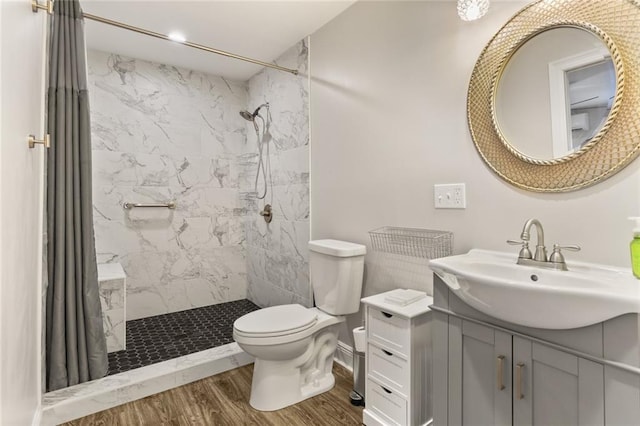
[384,288,427,306]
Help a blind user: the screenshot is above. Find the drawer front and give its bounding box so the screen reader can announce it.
[368,308,410,357]
[368,379,408,426]
[368,343,410,398]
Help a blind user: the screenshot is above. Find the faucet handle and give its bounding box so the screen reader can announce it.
[506,239,533,259]
[549,244,581,266]
[553,244,581,252]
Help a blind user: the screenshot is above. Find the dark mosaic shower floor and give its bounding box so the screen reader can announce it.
[107,299,260,375]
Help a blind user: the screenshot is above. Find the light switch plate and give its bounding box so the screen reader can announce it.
[434,183,466,209]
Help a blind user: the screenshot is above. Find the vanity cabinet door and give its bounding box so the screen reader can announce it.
[513,337,604,426]
[448,318,512,426]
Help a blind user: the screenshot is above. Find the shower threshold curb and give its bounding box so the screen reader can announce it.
[40,342,253,425]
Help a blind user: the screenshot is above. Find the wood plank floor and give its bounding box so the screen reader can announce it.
[62,363,363,425]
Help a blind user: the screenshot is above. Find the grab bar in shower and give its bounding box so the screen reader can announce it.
[123,201,176,210]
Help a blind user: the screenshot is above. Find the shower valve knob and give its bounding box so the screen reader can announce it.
[260,204,273,224]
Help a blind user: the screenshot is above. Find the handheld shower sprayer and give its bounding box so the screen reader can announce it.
[239,103,274,222]
[251,103,269,118]
[239,103,269,122]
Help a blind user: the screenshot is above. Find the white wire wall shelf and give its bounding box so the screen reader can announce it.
[368,226,453,259]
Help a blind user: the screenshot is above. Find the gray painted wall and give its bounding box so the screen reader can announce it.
[309,1,640,345]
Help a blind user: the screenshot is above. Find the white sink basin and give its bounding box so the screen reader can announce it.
[429,249,640,329]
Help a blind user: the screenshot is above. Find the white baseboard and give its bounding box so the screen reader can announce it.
[334,340,353,372]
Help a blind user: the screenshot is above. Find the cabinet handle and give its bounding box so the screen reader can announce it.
[381,311,393,318]
[516,362,525,400]
[381,386,392,394]
[496,355,505,391]
[382,349,393,356]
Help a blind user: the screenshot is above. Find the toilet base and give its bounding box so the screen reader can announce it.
[247,322,341,411]
[249,358,336,411]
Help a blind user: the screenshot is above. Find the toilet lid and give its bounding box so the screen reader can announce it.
[234,304,318,337]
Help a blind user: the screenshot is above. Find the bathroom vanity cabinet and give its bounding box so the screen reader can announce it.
[361,292,433,426]
[432,275,640,426]
[445,317,603,425]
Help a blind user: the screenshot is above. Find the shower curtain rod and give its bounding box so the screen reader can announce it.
[32,0,299,76]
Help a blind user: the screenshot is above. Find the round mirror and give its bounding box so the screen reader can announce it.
[495,27,616,161]
[467,0,640,192]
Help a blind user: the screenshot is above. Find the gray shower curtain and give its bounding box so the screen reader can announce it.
[46,0,107,391]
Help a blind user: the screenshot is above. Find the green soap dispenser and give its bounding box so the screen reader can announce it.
[630,217,640,278]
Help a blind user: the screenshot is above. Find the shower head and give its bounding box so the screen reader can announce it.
[239,110,254,121]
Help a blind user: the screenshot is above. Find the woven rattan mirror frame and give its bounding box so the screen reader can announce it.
[468,0,640,192]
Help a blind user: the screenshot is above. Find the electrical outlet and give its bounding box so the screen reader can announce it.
[434,183,466,209]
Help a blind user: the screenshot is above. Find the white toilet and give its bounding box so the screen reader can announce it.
[233,239,366,411]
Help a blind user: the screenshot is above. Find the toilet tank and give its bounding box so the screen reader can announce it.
[309,239,366,315]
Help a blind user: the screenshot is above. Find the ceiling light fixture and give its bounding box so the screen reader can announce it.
[457,0,490,21]
[167,32,186,43]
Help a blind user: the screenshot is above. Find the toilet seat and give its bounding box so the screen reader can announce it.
[233,304,318,338]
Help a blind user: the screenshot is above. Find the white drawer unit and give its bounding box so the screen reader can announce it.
[362,291,433,426]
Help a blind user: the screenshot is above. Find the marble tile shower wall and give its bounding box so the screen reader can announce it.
[87,50,249,320]
[242,40,312,308]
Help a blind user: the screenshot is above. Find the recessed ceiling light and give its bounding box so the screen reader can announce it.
[168,32,186,43]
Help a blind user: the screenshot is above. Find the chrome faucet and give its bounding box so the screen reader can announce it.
[521,218,547,262]
[507,218,580,271]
